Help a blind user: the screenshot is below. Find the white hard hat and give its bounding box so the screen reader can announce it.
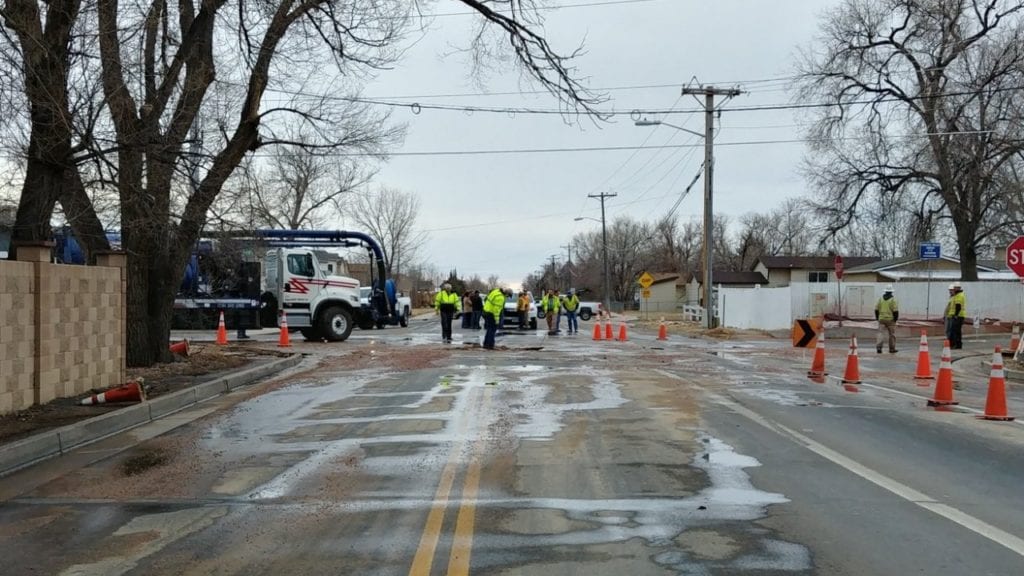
[884,284,894,293]
[948,284,955,290]
[952,281,962,289]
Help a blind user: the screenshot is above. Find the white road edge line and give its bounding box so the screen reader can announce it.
[653,369,1024,559]
[828,375,1024,428]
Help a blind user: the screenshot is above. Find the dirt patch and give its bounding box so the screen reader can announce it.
[0,345,285,445]
[120,447,170,476]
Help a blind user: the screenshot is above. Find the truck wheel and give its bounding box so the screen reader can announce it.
[537,309,545,319]
[319,307,354,342]
[400,307,409,327]
[300,328,321,341]
[579,310,592,321]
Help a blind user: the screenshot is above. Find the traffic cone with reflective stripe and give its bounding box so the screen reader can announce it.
[913,330,932,383]
[592,317,603,341]
[981,346,1014,421]
[80,380,145,405]
[215,311,228,345]
[604,318,613,340]
[278,311,292,348]
[807,334,827,377]
[657,317,668,341]
[928,340,958,407]
[841,335,861,385]
[1008,325,1020,356]
[617,323,628,341]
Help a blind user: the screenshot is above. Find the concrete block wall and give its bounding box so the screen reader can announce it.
[0,261,36,414]
[0,246,126,415]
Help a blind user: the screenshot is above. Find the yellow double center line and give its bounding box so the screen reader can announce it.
[408,387,492,576]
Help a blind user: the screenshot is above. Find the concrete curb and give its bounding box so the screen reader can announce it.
[0,353,302,477]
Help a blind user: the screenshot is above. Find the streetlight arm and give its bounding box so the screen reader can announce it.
[634,119,705,139]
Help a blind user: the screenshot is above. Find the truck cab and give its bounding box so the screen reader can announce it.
[264,248,361,341]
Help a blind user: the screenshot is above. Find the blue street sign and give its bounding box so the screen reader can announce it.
[920,242,941,260]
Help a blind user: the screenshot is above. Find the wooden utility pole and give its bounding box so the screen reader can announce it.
[588,192,617,312]
[681,85,741,329]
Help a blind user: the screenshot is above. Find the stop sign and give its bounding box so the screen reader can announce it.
[1008,237,1024,277]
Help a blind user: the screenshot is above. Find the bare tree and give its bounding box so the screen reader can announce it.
[3,0,602,365]
[796,0,1024,279]
[344,187,427,280]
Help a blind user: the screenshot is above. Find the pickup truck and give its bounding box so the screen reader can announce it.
[503,293,538,330]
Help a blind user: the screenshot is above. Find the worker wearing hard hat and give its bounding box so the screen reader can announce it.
[874,285,899,353]
[435,283,461,344]
[945,282,966,349]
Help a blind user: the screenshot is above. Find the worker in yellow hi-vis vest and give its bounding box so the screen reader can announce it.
[874,285,899,354]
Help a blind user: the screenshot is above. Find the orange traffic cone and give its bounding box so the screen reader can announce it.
[80,380,146,405]
[657,317,668,341]
[807,333,827,377]
[278,311,292,348]
[604,319,613,340]
[169,339,189,356]
[1008,325,1020,356]
[617,323,628,341]
[216,311,228,345]
[913,330,932,383]
[928,340,958,407]
[592,319,603,341]
[841,335,861,385]
[981,346,1014,421]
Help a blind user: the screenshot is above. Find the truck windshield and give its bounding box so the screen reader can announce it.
[286,254,315,277]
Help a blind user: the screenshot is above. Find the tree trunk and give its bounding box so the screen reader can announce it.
[10,155,62,256]
[58,171,111,262]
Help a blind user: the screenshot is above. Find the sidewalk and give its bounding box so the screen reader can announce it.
[0,349,303,477]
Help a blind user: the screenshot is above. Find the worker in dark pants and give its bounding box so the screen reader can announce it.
[434,283,460,344]
[482,286,506,349]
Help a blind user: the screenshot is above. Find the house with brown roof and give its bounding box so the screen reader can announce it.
[753,255,881,286]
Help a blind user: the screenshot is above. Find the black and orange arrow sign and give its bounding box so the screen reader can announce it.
[791,318,821,348]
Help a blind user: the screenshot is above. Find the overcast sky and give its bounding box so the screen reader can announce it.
[350,0,841,288]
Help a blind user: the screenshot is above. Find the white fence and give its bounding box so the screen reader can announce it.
[718,281,1024,330]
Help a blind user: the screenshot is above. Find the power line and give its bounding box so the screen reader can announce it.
[242,81,1024,118]
[431,0,662,18]
[248,131,994,158]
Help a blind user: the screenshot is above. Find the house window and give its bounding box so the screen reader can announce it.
[808,271,829,283]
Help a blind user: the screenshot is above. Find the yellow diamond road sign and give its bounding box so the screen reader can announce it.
[638,272,654,288]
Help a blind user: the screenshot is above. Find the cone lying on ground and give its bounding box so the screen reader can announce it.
[278,310,292,348]
[604,318,613,340]
[215,311,228,345]
[617,323,628,341]
[981,346,1015,421]
[807,333,827,378]
[657,317,668,341]
[841,335,861,385]
[80,380,146,405]
[169,339,189,357]
[913,330,932,383]
[592,318,603,341]
[928,340,958,407]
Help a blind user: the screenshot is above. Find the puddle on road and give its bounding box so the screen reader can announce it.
[735,387,834,408]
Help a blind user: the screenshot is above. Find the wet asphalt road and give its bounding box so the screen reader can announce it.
[1,317,1023,575]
